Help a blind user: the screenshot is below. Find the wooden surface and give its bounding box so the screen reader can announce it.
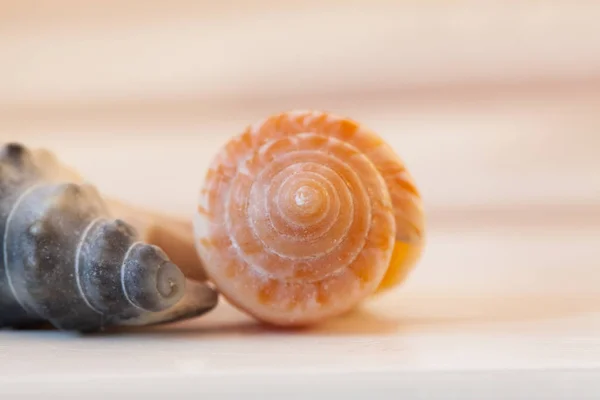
[1,2,599,398]
[1,293,600,399]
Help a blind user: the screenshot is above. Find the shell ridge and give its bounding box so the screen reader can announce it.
[74,216,105,315]
[249,117,268,136]
[120,241,146,311]
[3,182,45,317]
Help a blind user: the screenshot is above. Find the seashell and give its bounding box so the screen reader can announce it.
[193,110,425,326]
[0,143,219,332]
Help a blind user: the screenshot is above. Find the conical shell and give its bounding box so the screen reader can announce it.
[194,111,424,326]
[0,143,218,332]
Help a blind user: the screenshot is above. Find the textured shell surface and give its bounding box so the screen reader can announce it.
[193,110,425,326]
[0,143,218,332]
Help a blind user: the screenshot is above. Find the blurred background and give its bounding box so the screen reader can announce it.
[1,1,599,301]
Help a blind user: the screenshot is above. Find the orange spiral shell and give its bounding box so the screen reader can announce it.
[194,111,425,326]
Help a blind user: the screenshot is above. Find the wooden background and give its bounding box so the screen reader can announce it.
[1,0,599,300]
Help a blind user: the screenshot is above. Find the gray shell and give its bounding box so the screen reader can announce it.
[0,143,218,332]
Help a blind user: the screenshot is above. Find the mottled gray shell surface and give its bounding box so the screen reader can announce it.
[0,143,218,332]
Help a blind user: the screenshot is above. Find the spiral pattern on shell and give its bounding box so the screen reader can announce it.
[194,111,424,325]
[0,143,219,331]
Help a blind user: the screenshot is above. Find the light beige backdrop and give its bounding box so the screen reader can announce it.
[1,0,599,299]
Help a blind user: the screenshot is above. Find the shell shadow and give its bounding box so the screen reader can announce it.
[79,302,402,338]
[94,294,600,338]
[3,295,599,338]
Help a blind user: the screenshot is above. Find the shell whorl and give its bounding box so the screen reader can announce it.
[76,219,186,316]
[0,143,195,331]
[194,110,425,325]
[3,182,186,330]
